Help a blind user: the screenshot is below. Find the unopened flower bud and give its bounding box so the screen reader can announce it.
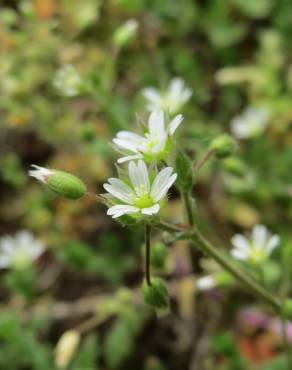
[29,165,86,199]
[210,134,237,158]
[150,243,168,270]
[142,277,169,309]
[222,157,247,176]
[113,19,138,48]
[55,330,80,369]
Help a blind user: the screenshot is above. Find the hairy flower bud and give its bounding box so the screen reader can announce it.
[142,277,169,309]
[150,243,168,270]
[211,134,237,158]
[29,165,86,199]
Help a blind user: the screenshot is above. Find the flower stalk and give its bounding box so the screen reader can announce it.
[145,224,152,286]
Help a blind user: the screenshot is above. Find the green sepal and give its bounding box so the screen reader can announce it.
[47,170,86,199]
[210,134,237,158]
[142,277,169,309]
[175,152,194,190]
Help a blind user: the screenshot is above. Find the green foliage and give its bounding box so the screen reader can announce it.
[0,312,54,370]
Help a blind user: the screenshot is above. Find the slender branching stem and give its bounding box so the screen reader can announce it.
[156,222,281,311]
[194,148,215,172]
[145,224,152,286]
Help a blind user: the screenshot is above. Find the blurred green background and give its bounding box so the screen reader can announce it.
[1,0,292,369]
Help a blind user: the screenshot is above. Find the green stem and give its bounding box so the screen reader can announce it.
[145,225,152,286]
[194,148,215,172]
[156,222,281,311]
[189,228,281,311]
[182,191,194,227]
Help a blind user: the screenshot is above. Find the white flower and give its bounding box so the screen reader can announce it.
[29,165,54,183]
[103,160,177,219]
[53,64,82,97]
[230,106,271,139]
[0,230,44,269]
[197,276,217,291]
[142,77,192,114]
[113,110,183,163]
[231,224,280,264]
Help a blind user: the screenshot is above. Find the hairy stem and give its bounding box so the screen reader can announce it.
[145,224,152,286]
[182,191,194,227]
[194,148,215,172]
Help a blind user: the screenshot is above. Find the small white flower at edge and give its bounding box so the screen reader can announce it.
[197,275,217,291]
[230,106,271,139]
[103,160,177,219]
[231,224,280,265]
[113,110,183,163]
[0,231,44,269]
[142,77,192,114]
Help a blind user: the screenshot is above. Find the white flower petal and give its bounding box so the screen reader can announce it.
[138,160,150,192]
[29,165,53,183]
[142,88,162,105]
[117,154,143,163]
[266,235,280,254]
[168,114,184,135]
[252,225,268,249]
[103,183,133,204]
[141,204,160,215]
[113,138,139,153]
[148,110,165,138]
[231,248,249,260]
[197,276,216,291]
[231,234,250,252]
[116,131,145,144]
[108,178,133,197]
[150,168,177,202]
[128,160,150,195]
[107,205,139,218]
